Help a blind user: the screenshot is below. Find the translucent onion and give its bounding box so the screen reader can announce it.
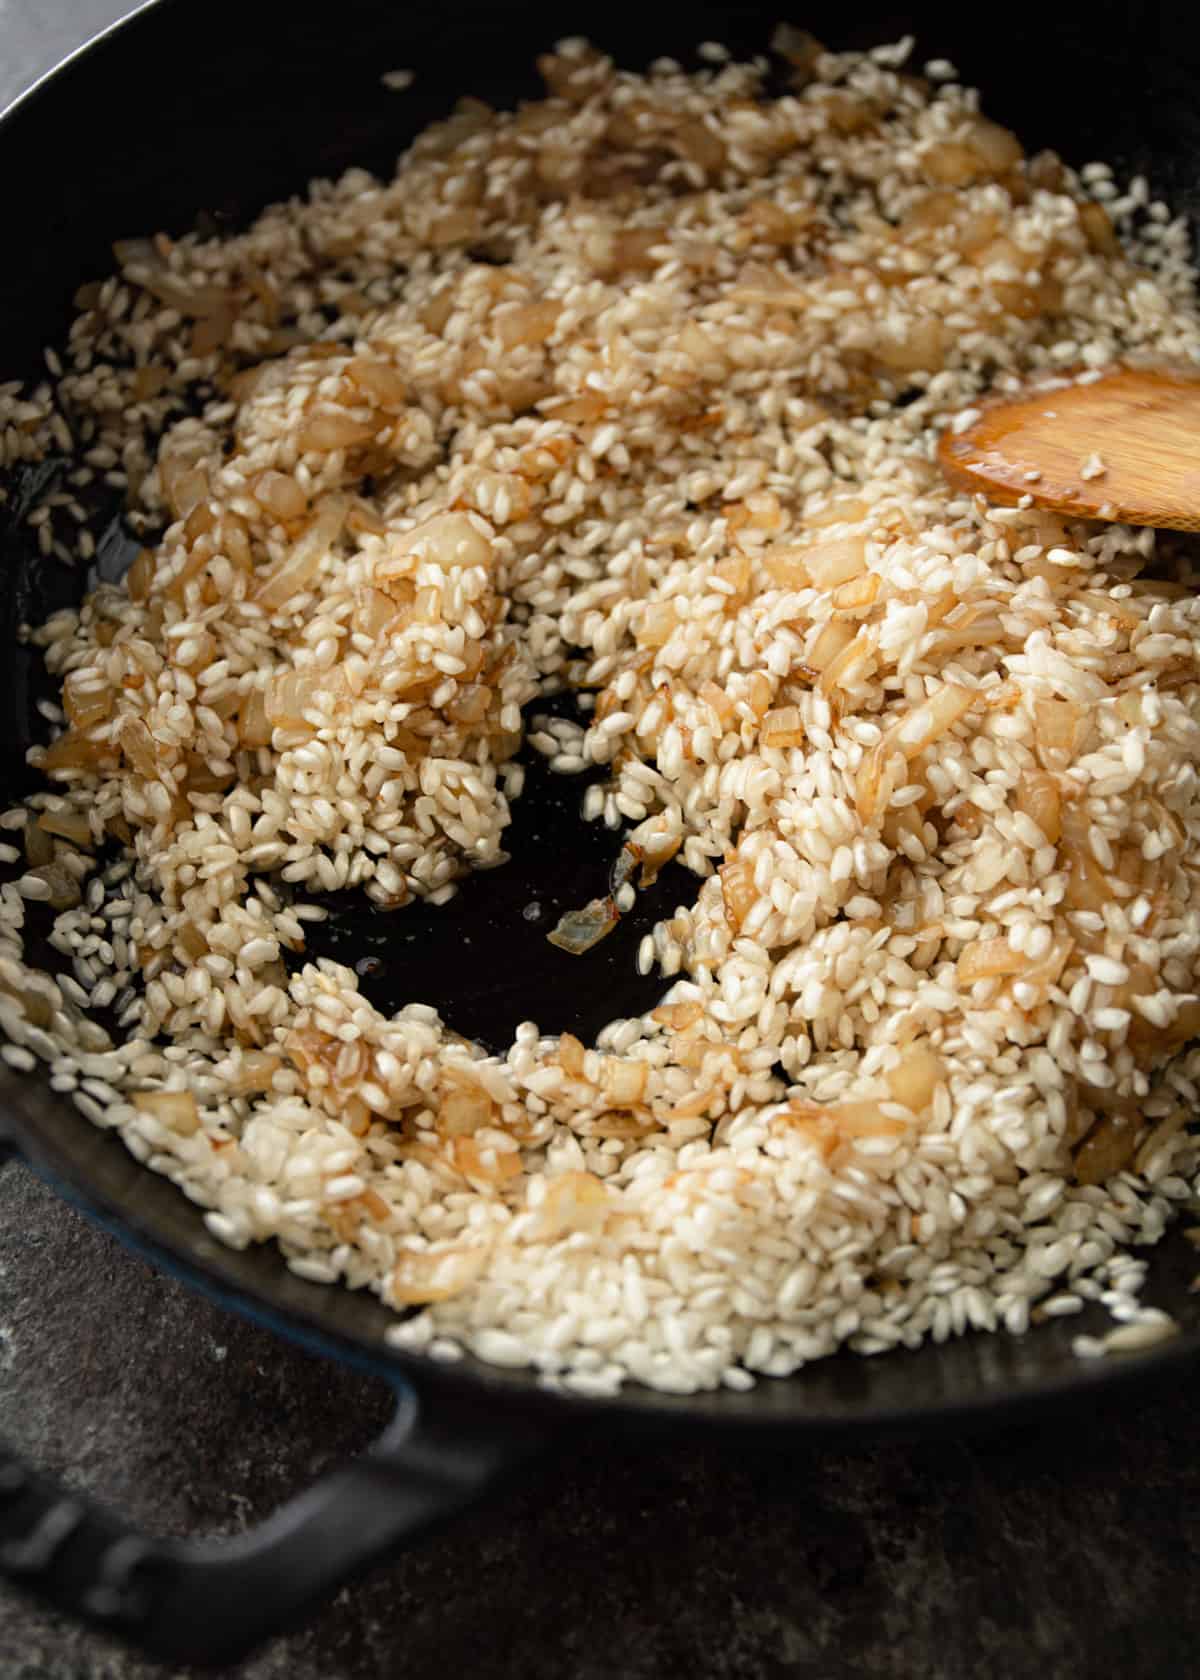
[295,411,379,453]
[886,1043,943,1113]
[237,686,272,747]
[802,536,868,591]
[1074,1110,1141,1186]
[117,715,161,779]
[133,1089,201,1135]
[884,682,975,760]
[447,1135,522,1186]
[63,671,112,730]
[24,861,83,910]
[720,857,757,930]
[409,511,492,572]
[547,898,620,954]
[495,299,561,349]
[780,1100,909,1162]
[805,619,856,675]
[1014,770,1062,844]
[346,357,410,410]
[600,1057,648,1106]
[558,1032,585,1076]
[818,624,877,698]
[226,1051,281,1095]
[853,741,894,828]
[1034,697,1086,763]
[437,1069,495,1135]
[529,1170,610,1239]
[638,829,681,885]
[957,938,1025,985]
[159,453,210,521]
[390,1242,490,1304]
[36,808,94,849]
[761,705,805,748]
[254,495,348,610]
[264,666,348,732]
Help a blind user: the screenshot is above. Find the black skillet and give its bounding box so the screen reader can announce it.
[1,0,1199,1664]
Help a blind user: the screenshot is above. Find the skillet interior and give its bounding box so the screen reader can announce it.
[2,0,1200,1431]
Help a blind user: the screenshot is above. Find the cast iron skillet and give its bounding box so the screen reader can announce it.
[1,0,1199,1663]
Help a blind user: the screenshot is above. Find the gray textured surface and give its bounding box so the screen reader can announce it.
[0,0,139,115]
[2,3,1200,1675]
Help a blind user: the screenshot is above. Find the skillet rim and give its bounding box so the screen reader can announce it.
[1,0,1198,1436]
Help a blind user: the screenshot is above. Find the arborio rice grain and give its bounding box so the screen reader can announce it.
[2,34,1200,1395]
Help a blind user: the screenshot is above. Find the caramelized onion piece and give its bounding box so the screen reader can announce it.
[390,1242,490,1304]
[547,897,619,954]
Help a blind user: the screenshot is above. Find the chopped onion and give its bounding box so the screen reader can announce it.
[600,1057,648,1106]
[803,536,868,591]
[559,1032,585,1076]
[63,671,112,730]
[254,471,309,523]
[117,715,161,779]
[133,1089,201,1135]
[237,686,273,747]
[1014,770,1061,844]
[227,1051,281,1095]
[447,1135,522,1186]
[346,357,410,409]
[720,856,757,930]
[610,842,642,898]
[529,1170,610,1239]
[957,937,1026,985]
[761,705,805,748]
[36,808,93,849]
[254,495,348,610]
[886,1044,943,1113]
[763,546,811,590]
[409,511,492,572]
[780,1099,908,1162]
[818,625,877,699]
[1074,1110,1141,1186]
[495,299,561,349]
[636,601,677,649]
[40,728,114,775]
[832,572,881,614]
[1060,836,1113,913]
[589,1110,661,1140]
[437,1068,495,1135]
[547,897,619,954]
[390,1241,490,1304]
[159,453,210,521]
[806,619,857,676]
[265,666,348,732]
[651,1001,704,1030]
[854,742,904,827]
[295,411,379,453]
[1034,697,1086,764]
[884,682,975,760]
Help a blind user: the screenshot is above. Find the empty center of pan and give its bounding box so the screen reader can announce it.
[294,716,690,1052]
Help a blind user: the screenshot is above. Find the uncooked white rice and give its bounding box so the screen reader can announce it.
[2,33,1200,1396]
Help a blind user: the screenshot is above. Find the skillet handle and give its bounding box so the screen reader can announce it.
[0,1379,538,1667]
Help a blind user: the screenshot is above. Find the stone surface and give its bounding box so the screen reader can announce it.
[3,4,1200,1676]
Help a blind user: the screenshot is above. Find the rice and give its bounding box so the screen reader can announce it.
[2,34,1200,1395]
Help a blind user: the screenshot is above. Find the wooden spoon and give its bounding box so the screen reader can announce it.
[938,365,1200,532]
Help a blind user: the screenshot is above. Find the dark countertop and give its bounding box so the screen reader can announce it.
[2,5,1200,1676]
